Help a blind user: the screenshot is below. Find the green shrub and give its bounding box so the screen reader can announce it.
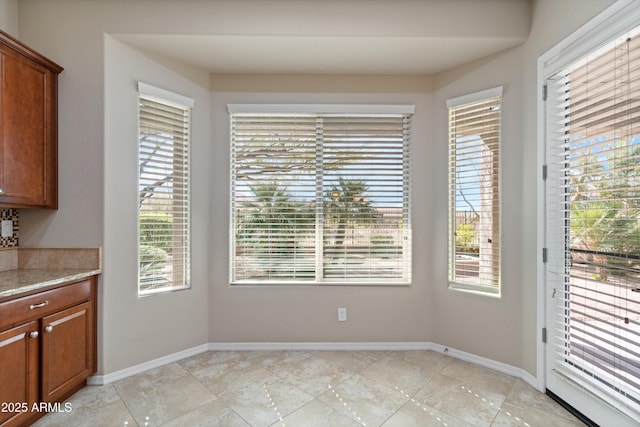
[371,235,394,245]
[139,244,168,278]
[140,213,172,253]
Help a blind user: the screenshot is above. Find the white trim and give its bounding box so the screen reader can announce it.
[431,344,530,384]
[137,81,195,109]
[540,0,639,77]
[87,343,208,385]
[88,341,540,393]
[227,104,415,115]
[207,341,432,351]
[536,51,548,396]
[549,368,640,426]
[445,86,503,108]
[448,282,501,298]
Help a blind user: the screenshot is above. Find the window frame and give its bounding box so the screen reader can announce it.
[447,87,503,296]
[228,104,414,286]
[137,82,194,296]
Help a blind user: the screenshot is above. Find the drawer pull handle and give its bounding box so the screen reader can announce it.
[29,300,49,310]
[44,325,53,333]
[29,331,39,338]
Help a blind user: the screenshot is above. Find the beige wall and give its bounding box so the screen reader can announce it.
[208,90,433,344]
[0,0,18,37]
[12,0,618,377]
[519,0,617,375]
[431,46,526,368]
[103,36,211,373]
[430,0,617,375]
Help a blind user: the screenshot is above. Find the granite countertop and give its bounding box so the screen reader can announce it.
[0,247,102,300]
[0,269,101,300]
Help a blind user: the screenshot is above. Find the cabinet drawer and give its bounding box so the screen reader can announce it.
[0,280,91,330]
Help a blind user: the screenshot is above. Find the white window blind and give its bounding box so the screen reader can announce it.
[138,83,192,295]
[546,28,640,414]
[230,107,412,284]
[448,88,502,294]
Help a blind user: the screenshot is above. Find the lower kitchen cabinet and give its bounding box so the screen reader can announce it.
[41,301,93,404]
[0,322,38,427]
[0,276,97,427]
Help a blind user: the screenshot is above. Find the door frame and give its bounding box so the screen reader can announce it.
[537,0,640,424]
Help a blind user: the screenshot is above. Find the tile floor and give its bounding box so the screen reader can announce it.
[33,350,584,427]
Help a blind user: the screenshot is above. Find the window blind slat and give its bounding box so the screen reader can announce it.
[138,92,191,294]
[546,29,640,412]
[231,110,412,284]
[448,94,501,294]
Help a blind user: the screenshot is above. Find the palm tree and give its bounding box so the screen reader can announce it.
[569,142,640,279]
[237,183,314,256]
[323,178,378,247]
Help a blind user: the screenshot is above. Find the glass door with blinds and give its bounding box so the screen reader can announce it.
[544,23,640,424]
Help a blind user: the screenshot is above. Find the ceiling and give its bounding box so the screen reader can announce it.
[116,34,527,76]
[114,0,532,76]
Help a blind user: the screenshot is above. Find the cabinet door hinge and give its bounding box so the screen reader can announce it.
[542,164,548,181]
[542,327,547,343]
[542,84,548,101]
[542,247,548,263]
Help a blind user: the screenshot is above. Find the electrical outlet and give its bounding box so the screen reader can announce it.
[338,307,347,321]
[1,220,12,238]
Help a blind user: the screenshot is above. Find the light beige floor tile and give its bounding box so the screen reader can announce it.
[317,374,409,426]
[504,379,579,423]
[317,350,382,372]
[282,399,362,427]
[361,357,436,396]
[381,400,474,427]
[440,360,516,396]
[160,399,249,427]
[273,353,355,396]
[197,359,273,395]
[491,400,585,427]
[414,373,504,427]
[114,364,216,426]
[237,350,285,369]
[220,375,314,426]
[113,363,189,392]
[33,385,136,427]
[396,350,455,371]
[33,351,582,427]
[178,351,244,373]
[271,350,315,369]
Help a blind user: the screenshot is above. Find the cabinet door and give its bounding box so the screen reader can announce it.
[0,321,39,427]
[0,48,56,207]
[41,302,92,403]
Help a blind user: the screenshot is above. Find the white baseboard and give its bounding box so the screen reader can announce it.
[427,343,542,392]
[520,368,544,392]
[87,343,209,385]
[207,341,433,351]
[89,341,541,392]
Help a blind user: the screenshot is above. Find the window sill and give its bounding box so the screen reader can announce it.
[230,280,411,287]
[448,282,501,298]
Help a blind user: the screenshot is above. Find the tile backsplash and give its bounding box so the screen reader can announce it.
[0,209,18,247]
[0,247,102,272]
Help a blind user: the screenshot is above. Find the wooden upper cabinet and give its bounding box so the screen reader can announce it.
[0,30,62,208]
